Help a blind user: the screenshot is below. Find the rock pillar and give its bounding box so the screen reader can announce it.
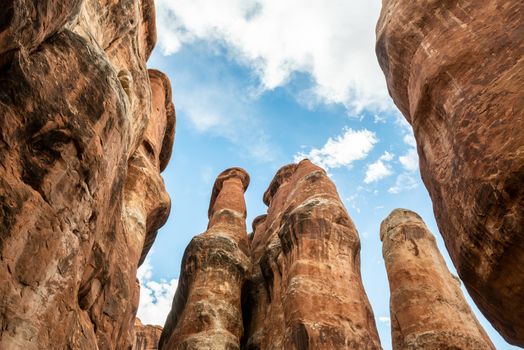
[381,209,495,350]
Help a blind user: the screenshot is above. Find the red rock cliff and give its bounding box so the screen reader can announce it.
[381,209,495,349]
[0,0,174,349]
[376,1,524,345]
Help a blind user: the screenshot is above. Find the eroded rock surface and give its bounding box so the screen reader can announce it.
[376,1,524,345]
[244,160,381,349]
[160,161,381,349]
[133,318,162,350]
[381,209,495,350]
[159,168,251,350]
[0,0,174,349]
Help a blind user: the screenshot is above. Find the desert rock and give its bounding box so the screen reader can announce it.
[381,209,495,350]
[0,0,174,348]
[244,160,381,349]
[133,318,162,350]
[376,1,524,345]
[159,168,251,350]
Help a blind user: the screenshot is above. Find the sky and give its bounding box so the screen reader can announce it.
[137,1,518,349]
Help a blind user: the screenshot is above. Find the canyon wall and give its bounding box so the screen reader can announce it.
[0,0,174,349]
[376,1,524,345]
[381,209,495,350]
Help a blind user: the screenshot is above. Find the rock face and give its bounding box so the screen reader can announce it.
[160,160,381,350]
[0,0,174,349]
[376,1,524,345]
[159,168,251,349]
[133,318,162,350]
[380,209,495,350]
[244,160,381,349]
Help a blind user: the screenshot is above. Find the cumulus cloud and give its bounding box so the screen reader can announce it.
[388,173,418,194]
[155,0,390,112]
[172,64,277,162]
[364,151,394,184]
[137,259,178,326]
[399,148,418,172]
[378,316,391,324]
[294,128,377,170]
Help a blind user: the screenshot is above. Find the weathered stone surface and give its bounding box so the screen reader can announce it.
[376,1,524,345]
[159,168,251,350]
[381,209,495,350]
[0,0,175,349]
[133,318,162,350]
[244,160,381,349]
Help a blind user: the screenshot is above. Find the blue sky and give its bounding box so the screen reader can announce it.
[136,1,517,349]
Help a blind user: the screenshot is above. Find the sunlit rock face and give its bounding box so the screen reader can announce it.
[244,160,381,350]
[0,0,174,349]
[376,1,524,345]
[160,161,381,350]
[133,318,162,350]
[159,168,251,350]
[381,209,495,350]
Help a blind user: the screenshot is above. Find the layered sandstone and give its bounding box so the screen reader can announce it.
[376,1,524,345]
[245,160,381,349]
[0,0,174,349]
[133,318,163,350]
[159,168,251,350]
[381,209,495,350]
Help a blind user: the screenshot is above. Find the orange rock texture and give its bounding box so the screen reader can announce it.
[159,168,251,349]
[381,209,495,350]
[160,161,381,350]
[0,0,174,349]
[376,1,524,345]
[244,160,381,349]
[133,318,162,350]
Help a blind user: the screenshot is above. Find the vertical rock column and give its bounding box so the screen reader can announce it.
[246,160,381,349]
[380,209,495,350]
[133,318,163,350]
[159,168,251,350]
[376,1,524,344]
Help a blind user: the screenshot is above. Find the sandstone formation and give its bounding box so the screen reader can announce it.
[133,318,163,350]
[159,168,251,349]
[381,209,495,350]
[0,0,174,349]
[376,1,524,345]
[160,161,381,349]
[244,160,381,349]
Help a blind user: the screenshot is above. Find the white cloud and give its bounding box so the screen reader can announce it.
[294,128,377,170]
[388,173,418,194]
[399,148,418,172]
[380,151,394,162]
[364,151,394,184]
[137,259,179,326]
[155,0,391,112]
[379,316,391,324]
[171,64,277,163]
[364,160,392,184]
[403,133,416,148]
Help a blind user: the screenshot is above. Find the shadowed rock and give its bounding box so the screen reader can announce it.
[0,0,174,348]
[159,168,251,350]
[376,1,524,345]
[381,209,495,350]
